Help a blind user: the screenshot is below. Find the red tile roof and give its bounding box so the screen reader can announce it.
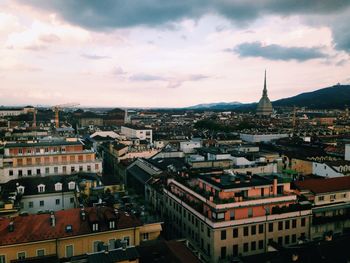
[0,207,142,246]
[294,176,350,194]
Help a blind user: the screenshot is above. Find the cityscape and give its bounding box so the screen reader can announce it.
[1,1,350,263]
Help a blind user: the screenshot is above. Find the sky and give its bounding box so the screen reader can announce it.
[1,0,350,108]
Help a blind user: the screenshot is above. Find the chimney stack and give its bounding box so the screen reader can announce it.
[8,221,14,232]
[50,212,56,227]
[273,176,278,196]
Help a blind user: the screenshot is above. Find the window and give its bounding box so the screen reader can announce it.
[95,164,99,171]
[68,181,75,190]
[29,201,33,208]
[278,221,283,231]
[258,240,264,250]
[233,228,238,238]
[38,184,45,193]
[55,183,62,191]
[108,239,116,250]
[278,237,283,245]
[27,170,32,176]
[285,220,290,230]
[87,165,91,172]
[251,241,256,251]
[109,220,115,229]
[142,233,149,241]
[36,148,40,153]
[79,166,83,172]
[243,243,249,252]
[17,252,26,260]
[124,236,130,246]
[63,166,67,174]
[19,149,23,154]
[318,196,324,201]
[66,245,73,257]
[243,226,249,236]
[251,225,256,235]
[207,227,210,238]
[55,199,60,205]
[92,223,98,231]
[342,193,347,198]
[330,194,336,201]
[285,235,290,244]
[45,167,50,174]
[230,210,235,220]
[70,197,74,204]
[18,170,23,177]
[221,230,226,240]
[40,200,44,207]
[292,219,297,228]
[259,224,264,234]
[71,166,75,172]
[37,249,45,256]
[0,255,6,263]
[54,167,58,173]
[9,170,13,176]
[301,218,306,227]
[232,245,238,256]
[248,208,253,218]
[292,234,297,243]
[93,241,101,252]
[44,147,49,153]
[36,169,41,175]
[220,247,226,259]
[268,223,273,232]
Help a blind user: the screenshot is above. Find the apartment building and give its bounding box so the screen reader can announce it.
[294,176,350,239]
[158,173,311,263]
[121,125,153,144]
[0,206,162,262]
[0,140,102,183]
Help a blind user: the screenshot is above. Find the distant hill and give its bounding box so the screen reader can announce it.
[185,84,350,110]
[187,101,242,110]
[272,84,350,109]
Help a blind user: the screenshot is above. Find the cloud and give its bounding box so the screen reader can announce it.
[24,44,48,51]
[15,1,350,54]
[232,42,328,61]
[129,74,166,81]
[113,66,127,75]
[39,33,60,43]
[81,54,111,60]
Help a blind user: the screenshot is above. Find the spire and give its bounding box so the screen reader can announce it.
[263,69,267,97]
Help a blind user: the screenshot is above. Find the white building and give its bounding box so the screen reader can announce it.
[312,162,344,178]
[240,133,289,143]
[179,140,202,154]
[0,140,102,183]
[121,125,153,143]
[346,144,350,161]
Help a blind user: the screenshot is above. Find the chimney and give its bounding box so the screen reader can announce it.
[50,212,56,227]
[273,176,278,196]
[8,221,14,232]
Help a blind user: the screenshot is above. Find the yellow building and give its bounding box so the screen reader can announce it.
[0,207,162,263]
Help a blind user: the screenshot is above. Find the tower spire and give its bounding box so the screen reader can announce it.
[263,69,267,96]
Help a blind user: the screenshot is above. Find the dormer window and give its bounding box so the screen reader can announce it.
[55,182,63,191]
[38,184,45,193]
[92,223,99,231]
[68,181,76,190]
[17,185,25,194]
[109,220,115,229]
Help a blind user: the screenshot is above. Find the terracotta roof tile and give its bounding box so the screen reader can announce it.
[294,176,350,194]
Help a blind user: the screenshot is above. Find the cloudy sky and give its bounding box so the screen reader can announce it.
[1,0,350,107]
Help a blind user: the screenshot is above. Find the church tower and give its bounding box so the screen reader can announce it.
[256,70,273,116]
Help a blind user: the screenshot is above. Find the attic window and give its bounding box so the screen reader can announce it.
[38,184,45,193]
[109,221,115,229]
[55,183,62,191]
[68,181,76,190]
[17,185,25,194]
[92,223,99,231]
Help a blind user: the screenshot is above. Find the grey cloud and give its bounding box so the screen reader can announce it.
[81,54,111,60]
[113,66,127,75]
[233,42,328,61]
[16,0,350,53]
[129,74,166,81]
[24,44,48,51]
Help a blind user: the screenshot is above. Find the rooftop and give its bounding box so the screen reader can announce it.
[0,207,142,246]
[294,176,350,194]
[4,140,82,148]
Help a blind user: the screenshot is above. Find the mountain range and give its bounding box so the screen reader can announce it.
[186,84,350,110]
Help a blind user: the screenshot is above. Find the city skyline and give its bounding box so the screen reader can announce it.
[1,1,350,107]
